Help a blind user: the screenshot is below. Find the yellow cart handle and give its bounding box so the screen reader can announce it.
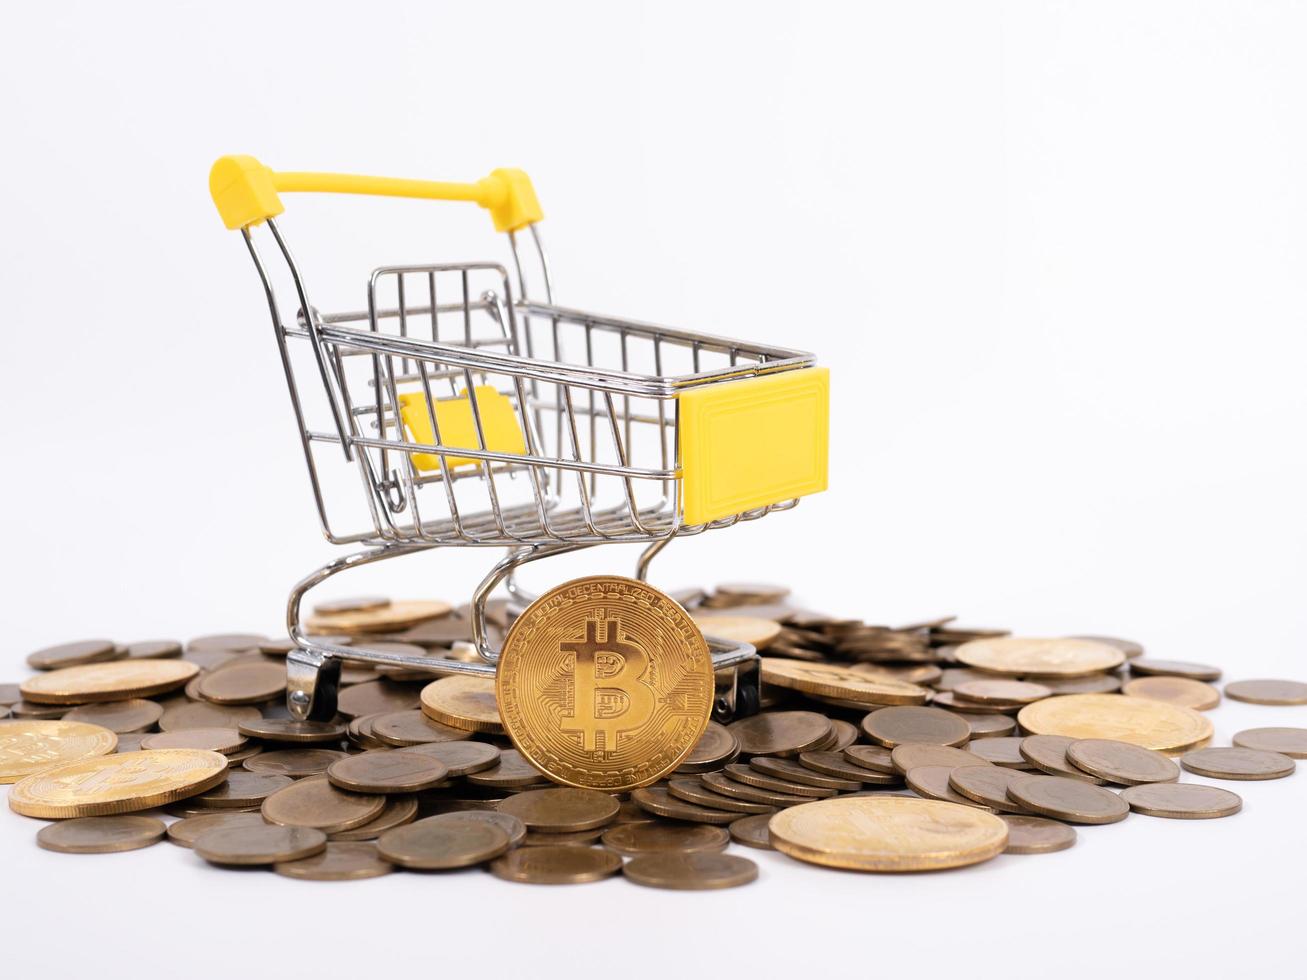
[209,155,542,233]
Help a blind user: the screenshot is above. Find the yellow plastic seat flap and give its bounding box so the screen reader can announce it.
[397,386,527,471]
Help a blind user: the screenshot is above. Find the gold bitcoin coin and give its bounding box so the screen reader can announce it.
[759,658,929,706]
[8,749,229,818]
[420,675,503,734]
[19,660,199,705]
[496,576,714,791]
[1017,693,1212,752]
[956,637,1124,677]
[0,720,119,783]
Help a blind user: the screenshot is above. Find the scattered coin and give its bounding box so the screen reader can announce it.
[1122,675,1220,711]
[1119,782,1242,819]
[9,701,70,720]
[624,851,757,890]
[1067,635,1144,659]
[275,841,394,880]
[166,811,268,848]
[330,796,420,841]
[966,737,1030,768]
[465,749,548,788]
[952,679,1051,706]
[490,844,622,884]
[1224,679,1307,706]
[199,659,287,704]
[243,748,348,777]
[1007,775,1129,824]
[728,813,774,850]
[799,750,898,784]
[1066,739,1180,785]
[20,660,198,705]
[889,744,987,775]
[843,744,896,774]
[715,582,790,603]
[862,706,970,748]
[158,702,262,732]
[904,765,993,809]
[769,796,1009,872]
[1036,674,1123,695]
[1128,658,1222,681]
[337,680,421,719]
[760,658,928,705]
[630,786,737,824]
[1232,727,1307,759]
[123,640,183,660]
[1001,815,1077,854]
[1017,694,1212,753]
[314,596,392,615]
[393,740,500,777]
[237,718,347,744]
[1019,735,1107,784]
[523,827,606,846]
[497,787,620,832]
[668,777,773,814]
[956,637,1124,677]
[36,815,166,854]
[141,728,247,754]
[195,824,327,865]
[261,775,385,833]
[378,815,511,869]
[729,711,833,757]
[0,720,119,783]
[676,722,740,773]
[694,615,783,651]
[306,599,452,636]
[188,634,268,654]
[26,640,120,671]
[948,765,1035,813]
[718,764,834,799]
[954,713,1018,739]
[63,699,163,734]
[1180,746,1296,781]
[424,810,527,848]
[601,822,729,856]
[419,675,503,733]
[9,748,228,818]
[192,771,294,808]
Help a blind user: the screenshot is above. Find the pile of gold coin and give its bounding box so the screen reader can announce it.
[2,585,1304,887]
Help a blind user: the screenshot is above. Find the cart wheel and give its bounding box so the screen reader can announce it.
[285,649,342,721]
[713,656,761,722]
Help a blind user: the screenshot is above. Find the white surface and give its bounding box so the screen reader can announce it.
[3,1,1306,976]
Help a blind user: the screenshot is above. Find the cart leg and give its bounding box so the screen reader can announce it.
[286,648,342,721]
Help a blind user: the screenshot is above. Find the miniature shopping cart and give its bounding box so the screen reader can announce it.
[209,155,829,723]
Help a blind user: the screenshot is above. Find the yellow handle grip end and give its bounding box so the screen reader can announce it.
[210,155,284,230]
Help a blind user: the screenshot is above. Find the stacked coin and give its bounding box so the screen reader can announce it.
[3,587,1304,887]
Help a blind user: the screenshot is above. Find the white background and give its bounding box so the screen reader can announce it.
[3,2,1306,976]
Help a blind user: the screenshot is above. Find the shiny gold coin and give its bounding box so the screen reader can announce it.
[192,770,293,808]
[158,701,262,732]
[1119,782,1242,819]
[165,810,267,848]
[675,722,740,773]
[956,637,1124,677]
[330,796,420,841]
[1067,635,1144,659]
[195,824,327,865]
[693,615,783,651]
[1232,727,1307,759]
[1000,814,1077,854]
[668,777,773,814]
[728,813,774,850]
[601,822,729,856]
[261,775,385,833]
[769,796,1009,872]
[862,706,970,748]
[36,814,166,853]
[394,740,500,777]
[0,720,118,783]
[198,659,287,705]
[237,718,347,745]
[62,699,163,734]
[1017,694,1212,753]
[623,851,758,890]
[370,710,472,747]
[760,658,929,706]
[26,639,121,671]
[904,765,994,809]
[141,727,247,755]
[326,750,449,794]
[1224,679,1307,706]
[1007,775,1129,824]
[8,748,228,818]
[729,711,832,757]
[465,748,548,788]
[490,844,622,884]
[377,814,511,869]
[274,841,394,880]
[1019,735,1107,784]
[719,763,835,798]
[1065,738,1180,785]
[631,786,737,824]
[1128,658,1221,681]
[20,660,198,705]
[419,675,503,734]
[1180,746,1296,780]
[497,787,620,832]
[1122,675,1220,711]
[306,599,452,636]
[242,748,348,777]
[889,743,988,776]
[497,576,714,791]
[952,679,1051,706]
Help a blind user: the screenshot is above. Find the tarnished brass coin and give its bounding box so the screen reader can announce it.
[275,841,394,880]
[1225,679,1307,706]
[952,679,1051,706]
[843,744,895,774]
[237,718,347,745]
[141,727,247,755]
[398,740,500,777]
[729,813,774,850]
[523,827,607,846]
[1037,674,1123,695]
[1128,658,1221,681]
[195,824,327,865]
[158,701,261,732]
[826,719,860,751]
[751,755,860,791]
[1122,676,1220,711]
[799,750,898,784]
[668,777,772,814]
[966,737,1031,768]
[1001,814,1077,854]
[729,711,832,757]
[9,748,228,818]
[36,814,166,853]
[0,720,118,783]
[1017,694,1212,752]
[694,615,783,651]
[113,733,148,753]
[123,640,182,660]
[676,722,740,773]
[1119,782,1242,819]
[423,810,527,847]
[166,810,267,848]
[929,691,1014,715]
[956,637,1124,677]
[760,658,928,705]
[1232,727,1307,759]
[948,765,1036,813]
[243,748,348,777]
[326,750,449,794]
[20,660,198,705]
[890,744,988,775]
[631,786,737,824]
[188,633,268,654]
[769,796,1009,872]
[337,680,421,719]
[624,851,758,890]
[262,775,385,833]
[378,815,511,869]
[26,639,120,671]
[9,701,67,719]
[862,706,970,748]
[601,822,729,856]
[498,577,714,791]
[720,764,835,798]
[466,748,548,788]
[1007,774,1128,824]
[419,675,503,733]
[306,599,452,636]
[330,796,420,841]
[490,844,623,884]
[905,766,994,809]
[371,710,472,746]
[192,770,293,808]
[1065,738,1180,785]
[314,596,392,615]
[933,668,997,692]
[199,659,286,705]
[1019,735,1107,784]
[63,699,162,734]
[497,787,620,832]
[1180,746,1296,781]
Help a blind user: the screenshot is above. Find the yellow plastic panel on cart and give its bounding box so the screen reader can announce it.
[397,386,527,471]
[678,367,829,526]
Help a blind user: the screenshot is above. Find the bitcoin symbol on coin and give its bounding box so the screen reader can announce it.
[559,613,656,753]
